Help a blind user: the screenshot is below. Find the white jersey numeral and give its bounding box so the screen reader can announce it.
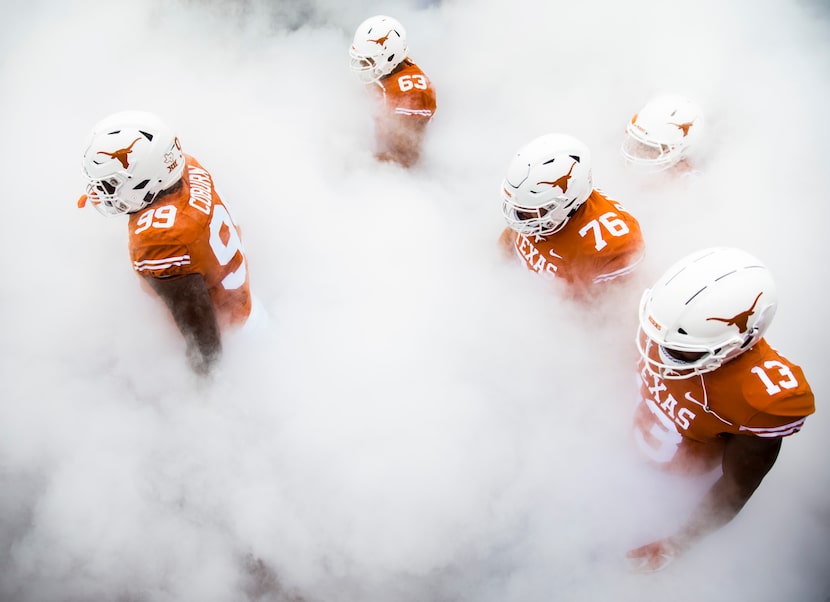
[209,204,246,290]
[751,361,799,395]
[134,205,177,234]
[397,74,427,91]
[635,398,683,463]
[578,211,630,251]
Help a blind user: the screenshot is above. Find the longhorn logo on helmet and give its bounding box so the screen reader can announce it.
[706,292,763,333]
[537,160,578,194]
[97,137,142,169]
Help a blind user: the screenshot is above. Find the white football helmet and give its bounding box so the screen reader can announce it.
[501,133,593,237]
[637,247,778,379]
[81,110,184,216]
[349,15,408,84]
[621,94,704,172]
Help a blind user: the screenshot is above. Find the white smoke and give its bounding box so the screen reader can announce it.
[1,0,828,600]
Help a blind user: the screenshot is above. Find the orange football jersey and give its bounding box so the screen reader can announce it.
[371,58,437,121]
[634,338,815,475]
[500,189,645,291]
[367,59,436,164]
[127,155,252,330]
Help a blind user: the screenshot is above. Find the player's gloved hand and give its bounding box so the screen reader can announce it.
[626,537,682,573]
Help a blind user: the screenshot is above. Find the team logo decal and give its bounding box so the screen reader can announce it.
[97,137,142,169]
[537,160,577,194]
[630,114,648,135]
[369,29,394,47]
[163,151,178,173]
[670,121,694,137]
[706,292,763,332]
[161,138,181,173]
[648,314,662,331]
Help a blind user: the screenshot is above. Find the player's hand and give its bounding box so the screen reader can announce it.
[626,538,681,573]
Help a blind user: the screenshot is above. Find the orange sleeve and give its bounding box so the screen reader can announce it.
[741,372,816,420]
[381,63,436,119]
[592,239,645,284]
[130,240,195,279]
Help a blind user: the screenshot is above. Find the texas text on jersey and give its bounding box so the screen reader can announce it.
[128,155,252,330]
[634,337,815,475]
[500,189,645,291]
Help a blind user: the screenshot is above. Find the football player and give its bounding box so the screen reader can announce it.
[629,247,815,572]
[78,110,253,375]
[349,15,437,167]
[621,94,704,175]
[498,133,645,298]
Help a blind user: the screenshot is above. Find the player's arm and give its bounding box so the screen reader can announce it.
[145,273,222,375]
[375,113,430,168]
[628,434,781,572]
[677,433,781,539]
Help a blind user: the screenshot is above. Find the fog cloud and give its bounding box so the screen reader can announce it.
[1,0,828,600]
